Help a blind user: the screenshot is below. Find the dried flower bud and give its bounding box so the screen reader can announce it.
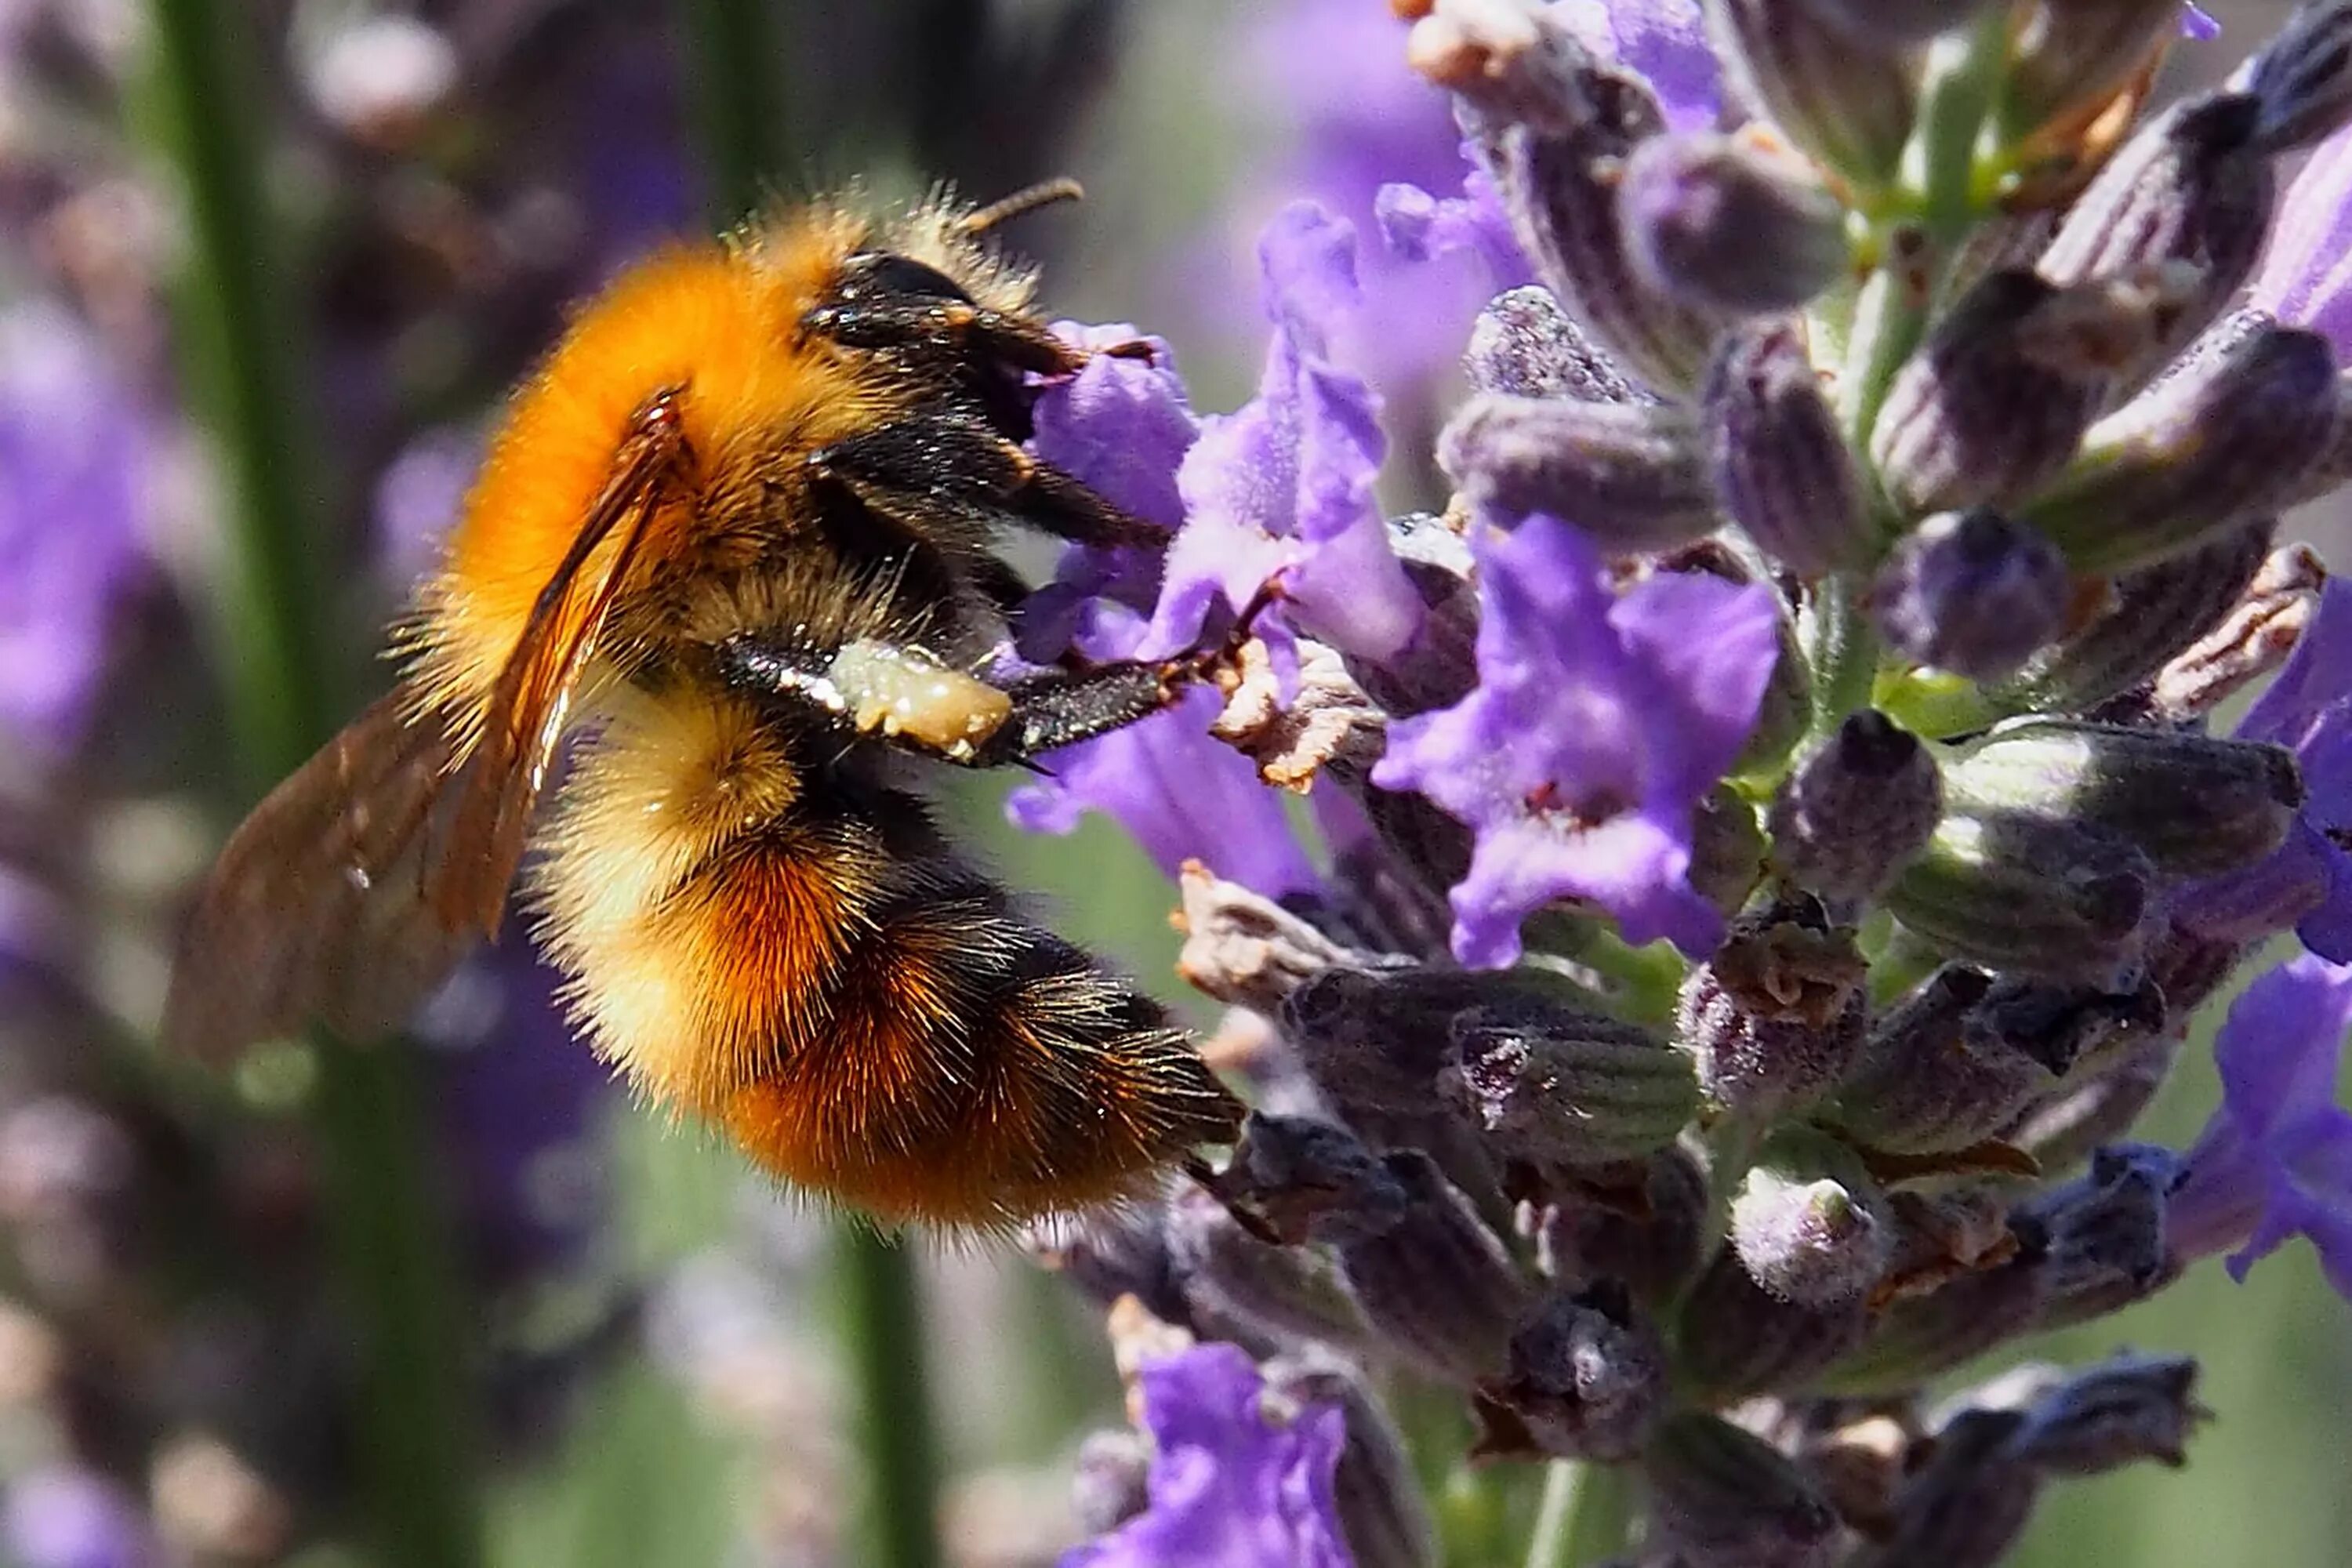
[1537,1146,1708,1305]
[1834,965,2070,1156]
[1618,132,1849,314]
[1642,1410,1842,1568]
[1768,710,1944,902]
[1677,1249,1869,1398]
[1872,510,2071,681]
[1334,1151,1531,1384]
[2021,1142,2181,1327]
[1443,1008,1698,1169]
[1886,809,2155,987]
[1709,0,1917,189]
[2151,540,2325,718]
[2005,0,2193,151]
[1943,718,2301,879]
[1798,0,1991,47]
[2036,94,2272,383]
[1678,898,1868,1119]
[1730,1129,1894,1306]
[1408,0,1591,132]
[1213,635,1387,790]
[1471,64,1732,391]
[1999,520,2275,714]
[2245,0,2352,151]
[1437,394,1719,548]
[1849,1407,2038,1568]
[1165,1185,1371,1350]
[1871,270,2144,514]
[1878,1183,2022,1301]
[2001,1352,2206,1473]
[1069,1428,1152,1534]
[2027,325,2341,574]
[1176,866,1379,1014]
[1475,1286,1669,1461]
[1703,322,1873,578]
[1463,285,1645,403]
[1263,1350,1439,1568]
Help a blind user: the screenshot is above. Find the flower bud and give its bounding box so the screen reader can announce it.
[1472,65,1731,392]
[1537,1146,1707,1305]
[1730,1129,1894,1306]
[1943,718,2301,879]
[1798,0,1991,47]
[1878,1183,2020,1301]
[2245,0,2352,151]
[1834,965,2073,1156]
[1333,1151,1532,1385]
[1436,394,1719,548]
[2007,1032,2178,1169]
[2000,1352,2206,1474]
[1442,1009,1698,1169]
[1213,1112,1410,1245]
[1282,966,1601,1117]
[1691,781,1773,914]
[1999,520,2275,714]
[1618,131,1849,314]
[1972,971,2166,1080]
[1262,1350,1439,1568]
[1677,1249,1870,1398]
[1871,270,2144,514]
[1025,1204,1189,1326]
[1709,0,1917,188]
[1849,1408,2037,1568]
[2026,325,2341,574]
[1703,322,1873,578]
[1642,1411,1842,1568]
[1884,808,2154,987]
[1475,1285,1669,1461]
[1827,1246,2047,1392]
[2004,0,2191,151]
[1871,510,2071,681]
[1768,710,1943,903]
[1464,285,1646,404]
[1678,898,1867,1120]
[1164,1185,1371,1350]
[2036,94,2272,384]
[1407,0,1591,134]
[1069,1428,1152,1534]
[2020,1142,2180,1328]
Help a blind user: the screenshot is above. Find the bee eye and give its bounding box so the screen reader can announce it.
[837,252,975,306]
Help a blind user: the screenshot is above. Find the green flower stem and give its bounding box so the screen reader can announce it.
[674,9,946,1567]
[137,1,484,1563]
[1804,572,1882,744]
[1526,1461,1639,1568]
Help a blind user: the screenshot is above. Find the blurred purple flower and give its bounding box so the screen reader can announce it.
[2183,4,2220,42]
[2169,953,2352,1300]
[1553,0,1719,129]
[2,1465,156,1568]
[1149,202,1422,667]
[2181,578,2352,962]
[2251,118,2352,352]
[1062,1343,1348,1568]
[416,931,610,1287]
[0,303,148,757]
[373,424,480,588]
[1372,515,1779,966]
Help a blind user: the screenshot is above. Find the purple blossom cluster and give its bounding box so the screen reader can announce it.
[1031,3,2352,1564]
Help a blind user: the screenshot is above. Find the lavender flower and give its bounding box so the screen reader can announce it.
[1063,1343,1349,1568]
[2169,954,2352,1296]
[1373,515,1778,965]
[1,1465,157,1568]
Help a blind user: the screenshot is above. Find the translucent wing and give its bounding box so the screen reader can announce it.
[162,393,687,1061]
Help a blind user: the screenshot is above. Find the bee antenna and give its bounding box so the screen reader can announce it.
[960,178,1085,236]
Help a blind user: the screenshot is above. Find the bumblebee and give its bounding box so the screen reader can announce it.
[164,187,1246,1228]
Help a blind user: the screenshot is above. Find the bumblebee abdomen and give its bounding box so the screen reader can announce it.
[529,681,1240,1229]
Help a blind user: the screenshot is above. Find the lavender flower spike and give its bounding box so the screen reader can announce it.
[1373,515,1780,966]
[1064,1343,1351,1568]
[2167,953,2352,1300]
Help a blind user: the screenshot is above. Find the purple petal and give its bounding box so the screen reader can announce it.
[1554,0,1720,130]
[2182,4,2220,42]
[2251,122,2352,353]
[1372,516,1778,965]
[2172,954,2352,1299]
[1062,1345,1349,1568]
[1032,327,1197,531]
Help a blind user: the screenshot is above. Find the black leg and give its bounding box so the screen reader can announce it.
[804,298,1085,375]
[812,413,1166,550]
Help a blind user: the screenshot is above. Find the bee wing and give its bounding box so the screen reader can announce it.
[162,688,472,1062]
[423,394,686,936]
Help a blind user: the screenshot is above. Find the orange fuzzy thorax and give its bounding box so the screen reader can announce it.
[403,210,892,745]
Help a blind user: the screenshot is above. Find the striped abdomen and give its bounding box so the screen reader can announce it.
[528,681,1240,1228]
